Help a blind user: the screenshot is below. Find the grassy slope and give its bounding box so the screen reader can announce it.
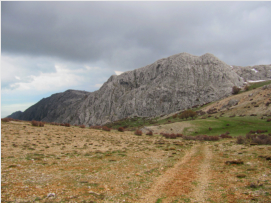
[246,79,271,91]
[183,116,271,137]
[106,80,271,136]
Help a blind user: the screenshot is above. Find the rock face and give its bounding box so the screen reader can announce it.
[8,53,245,125]
[233,65,271,82]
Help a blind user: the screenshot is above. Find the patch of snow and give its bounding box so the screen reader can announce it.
[251,68,258,73]
[247,80,266,83]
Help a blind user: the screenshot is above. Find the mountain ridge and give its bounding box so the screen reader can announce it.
[7,53,271,126]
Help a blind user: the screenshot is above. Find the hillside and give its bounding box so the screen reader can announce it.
[7,53,271,126]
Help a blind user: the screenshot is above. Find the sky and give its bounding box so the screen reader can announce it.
[1,1,271,118]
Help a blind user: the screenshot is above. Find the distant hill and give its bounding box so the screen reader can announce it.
[7,53,271,126]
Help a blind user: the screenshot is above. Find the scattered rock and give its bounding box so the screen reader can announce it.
[47,193,56,198]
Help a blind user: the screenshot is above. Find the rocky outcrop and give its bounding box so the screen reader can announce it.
[233,65,271,82]
[8,53,246,126]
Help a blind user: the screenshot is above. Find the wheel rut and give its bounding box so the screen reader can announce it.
[137,144,212,203]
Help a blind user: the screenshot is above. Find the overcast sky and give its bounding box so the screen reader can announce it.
[1,1,271,118]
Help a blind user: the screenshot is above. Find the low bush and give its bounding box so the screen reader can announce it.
[134,129,142,136]
[102,126,111,131]
[1,118,12,122]
[176,133,183,137]
[64,123,71,127]
[118,127,125,132]
[146,131,153,136]
[169,134,177,139]
[257,129,268,134]
[183,135,219,141]
[80,125,85,128]
[90,126,102,129]
[183,136,197,140]
[236,136,246,144]
[220,134,232,138]
[161,133,180,139]
[179,110,197,120]
[31,120,44,127]
[172,114,178,119]
[244,85,249,91]
[237,131,271,145]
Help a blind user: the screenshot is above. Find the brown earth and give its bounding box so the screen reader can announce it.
[2,121,271,203]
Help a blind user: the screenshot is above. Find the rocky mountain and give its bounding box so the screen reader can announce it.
[7,53,270,126]
[233,64,271,82]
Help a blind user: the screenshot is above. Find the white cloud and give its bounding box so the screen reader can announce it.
[95,84,103,88]
[115,71,123,75]
[8,65,85,92]
[15,76,21,80]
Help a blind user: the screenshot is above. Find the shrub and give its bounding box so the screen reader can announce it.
[183,136,197,140]
[232,86,241,94]
[146,131,153,136]
[257,129,268,134]
[179,110,197,120]
[183,135,219,141]
[102,126,111,131]
[64,123,71,127]
[90,126,102,129]
[80,125,85,128]
[169,133,177,139]
[246,133,257,140]
[244,85,249,91]
[207,136,220,141]
[236,136,246,144]
[176,133,183,137]
[220,134,232,138]
[238,131,271,145]
[31,120,44,127]
[172,114,178,119]
[134,129,142,136]
[1,118,11,122]
[118,127,125,132]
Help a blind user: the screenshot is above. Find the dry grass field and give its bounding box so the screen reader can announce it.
[1,120,271,203]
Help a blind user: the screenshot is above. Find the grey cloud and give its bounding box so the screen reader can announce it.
[2,1,271,72]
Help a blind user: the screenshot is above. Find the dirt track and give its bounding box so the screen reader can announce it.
[138,144,212,203]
